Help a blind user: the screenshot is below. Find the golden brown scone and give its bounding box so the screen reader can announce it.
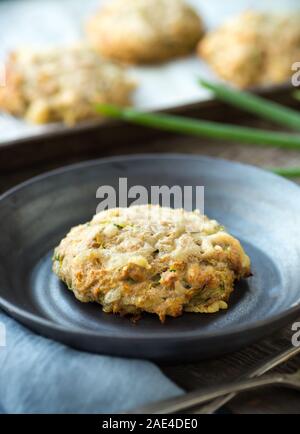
[86,0,204,64]
[198,11,300,88]
[0,45,135,125]
[53,205,251,322]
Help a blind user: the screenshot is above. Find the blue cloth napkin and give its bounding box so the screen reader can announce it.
[0,310,182,414]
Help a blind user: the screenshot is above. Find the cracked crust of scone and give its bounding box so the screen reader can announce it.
[0,45,135,125]
[86,0,204,64]
[52,205,251,322]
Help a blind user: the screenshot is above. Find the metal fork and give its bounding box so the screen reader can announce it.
[127,345,300,414]
[130,368,300,414]
[195,344,300,414]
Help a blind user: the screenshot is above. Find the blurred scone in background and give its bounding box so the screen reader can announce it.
[86,0,204,64]
[0,45,135,124]
[198,10,300,88]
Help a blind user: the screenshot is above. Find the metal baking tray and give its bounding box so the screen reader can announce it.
[0,0,296,148]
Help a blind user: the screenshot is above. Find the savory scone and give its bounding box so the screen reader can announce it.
[53,205,251,322]
[198,11,300,88]
[0,45,135,125]
[86,0,204,64]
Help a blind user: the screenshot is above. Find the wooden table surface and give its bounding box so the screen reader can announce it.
[1,93,300,414]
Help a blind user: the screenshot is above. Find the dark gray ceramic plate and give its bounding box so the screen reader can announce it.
[0,154,300,362]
